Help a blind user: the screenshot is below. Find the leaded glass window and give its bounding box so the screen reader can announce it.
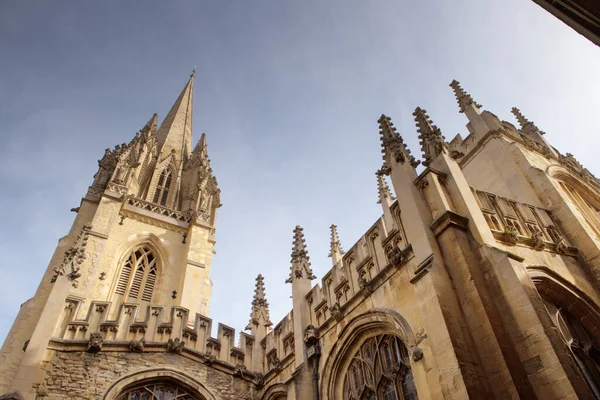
[343,334,417,400]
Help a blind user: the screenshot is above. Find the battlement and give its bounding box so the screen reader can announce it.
[56,300,257,374]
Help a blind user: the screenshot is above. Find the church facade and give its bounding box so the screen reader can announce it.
[1,74,600,399]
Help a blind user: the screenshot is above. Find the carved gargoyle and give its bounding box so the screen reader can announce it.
[203,354,216,365]
[166,337,185,354]
[531,230,545,251]
[303,325,318,346]
[87,332,104,353]
[330,303,343,322]
[129,338,145,353]
[386,246,405,267]
[232,364,247,378]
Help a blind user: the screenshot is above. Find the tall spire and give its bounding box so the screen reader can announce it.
[286,225,316,283]
[511,107,546,136]
[378,114,419,168]
[328,224,345,265]
[157,74,195,159]
[414,107,447,167]
[247,274,272,330]
[377,173,395,204]
[449,80,482,114]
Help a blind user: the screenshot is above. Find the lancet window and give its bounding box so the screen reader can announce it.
[117,380,197,400]
[153,169,173,206]
[115,246,158,303]
[343,334,418,400]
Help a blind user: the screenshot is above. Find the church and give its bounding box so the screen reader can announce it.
[1,72,599,399]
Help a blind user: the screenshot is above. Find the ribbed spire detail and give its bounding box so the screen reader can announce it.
[376,173,395,204]
[157,74,195,159]
[286,225,316,283]
[511,107,546,136]
[247,274,272,329]
[328,224,345,258]
[378,114,419,168]
[450,80,482,113]
[414,107,447,167]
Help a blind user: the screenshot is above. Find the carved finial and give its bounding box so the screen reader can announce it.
[247,274,273,329]
[286,225,316,283]
[328,224,345,258]
[511,107,545,135]
[376,173,395,204]
[413,107,447,166]
[449,80,482,113]
[378,114,419,168]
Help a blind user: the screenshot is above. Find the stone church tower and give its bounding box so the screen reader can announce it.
[1,75,600,400]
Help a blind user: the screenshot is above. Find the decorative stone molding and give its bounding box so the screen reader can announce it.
[52,225,92,287]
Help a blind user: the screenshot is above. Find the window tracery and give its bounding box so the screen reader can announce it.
[116,380,197,400]
[343,335,418,400]
[544,301,600,398]
[115,246,158,303]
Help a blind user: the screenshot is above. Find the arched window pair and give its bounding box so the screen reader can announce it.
[343,334,418,400]
[115,246,158,303]
[153,169,173,206]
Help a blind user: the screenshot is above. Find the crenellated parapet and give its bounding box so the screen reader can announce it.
[55,300,259,377]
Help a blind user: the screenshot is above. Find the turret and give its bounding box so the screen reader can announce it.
[449,80,493,138]
[414,107,447,167]
[511,107,558,158]
[286,225,315,367]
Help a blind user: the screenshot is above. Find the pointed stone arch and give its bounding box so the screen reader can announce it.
[101,367,216,400]
[109,233,170,306]
[320,308,419,400]
[260,382,288,400]
[527,265,600,339]
[147,152,179,208]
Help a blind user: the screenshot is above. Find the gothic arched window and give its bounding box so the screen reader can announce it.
[115,246,158,303]
[117,379,199,400]
[153,169,173,206]
[343,335,418,400]
[545,301,600,398]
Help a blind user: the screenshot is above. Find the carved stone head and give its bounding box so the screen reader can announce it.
[87,332,104,353]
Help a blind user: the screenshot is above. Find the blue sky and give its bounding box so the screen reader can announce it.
[1,1,599,344]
